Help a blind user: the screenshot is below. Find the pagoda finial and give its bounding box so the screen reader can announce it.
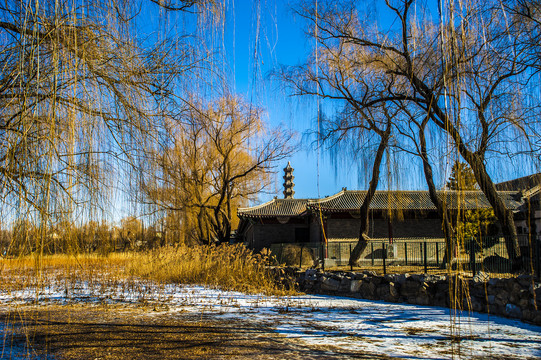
[283,162,295,199]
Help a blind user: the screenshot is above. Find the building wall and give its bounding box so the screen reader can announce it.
[531,196,541,239]
[536,210,541,239]
[249,222,311,251]
[242,214,447,251]
[516,211,541,241]
[327,217,445,241]
[243,224,255,249]
[310,217,322,244]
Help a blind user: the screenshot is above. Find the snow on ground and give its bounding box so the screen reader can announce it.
[1,280,540,359]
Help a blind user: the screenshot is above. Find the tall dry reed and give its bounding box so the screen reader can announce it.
[0,244,290,297]
[129,243,288,295]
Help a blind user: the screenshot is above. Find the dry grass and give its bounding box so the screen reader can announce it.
[128,243,291,295]
[0,244,291,297]
[0,245,298,359]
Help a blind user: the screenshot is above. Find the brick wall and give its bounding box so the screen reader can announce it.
[243,214,446,251]
[309,218,322,243]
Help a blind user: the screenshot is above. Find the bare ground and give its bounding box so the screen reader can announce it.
[1,304,396,359]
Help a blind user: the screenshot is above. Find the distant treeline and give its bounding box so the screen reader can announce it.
[0,217,186,256]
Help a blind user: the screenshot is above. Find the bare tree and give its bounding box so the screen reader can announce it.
[394,105,455,266]
[142,95,294,244]
[315,104,394,266]
[284,0,541,266]
[500,1,541,70]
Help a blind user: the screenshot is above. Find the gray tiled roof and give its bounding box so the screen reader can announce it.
[307,190,522,212]
[496,173,541,191]
[237,198,311,218]
[238,190,523,218]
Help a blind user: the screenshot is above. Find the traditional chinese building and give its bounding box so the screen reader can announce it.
[236,164,533,251]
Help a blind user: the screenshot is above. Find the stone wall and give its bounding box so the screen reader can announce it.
[295,269,541,325]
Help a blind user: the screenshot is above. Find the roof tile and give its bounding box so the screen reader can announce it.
[238,190,522,218]
[237,198,311,218]
[307,190,522,212]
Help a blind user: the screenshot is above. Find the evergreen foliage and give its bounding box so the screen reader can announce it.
[446,161,479,191]
[447,161,498,245]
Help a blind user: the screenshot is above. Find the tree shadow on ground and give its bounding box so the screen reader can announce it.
[0,306,395,360]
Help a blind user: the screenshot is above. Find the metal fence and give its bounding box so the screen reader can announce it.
[269,235,541,278]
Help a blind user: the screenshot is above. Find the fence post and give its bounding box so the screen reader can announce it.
[299,245,303,269]
[424,241,428,274]
[436,242,439,267]
[382,242,386,275]
[534,239,541,280]
[338,242,342,267]
[371,242,374,266]
[349,243,353,271]
[404,242,408,266]
[321,242,325,271]
[320,242,325,271]
[470,237,476,275]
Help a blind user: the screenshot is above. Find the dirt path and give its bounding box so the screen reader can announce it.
[1,304,394,359]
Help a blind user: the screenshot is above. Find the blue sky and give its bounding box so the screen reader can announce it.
[222,1,363,202]
[221,1,440,202]
[218,0,541,205]
[122,0,540,219]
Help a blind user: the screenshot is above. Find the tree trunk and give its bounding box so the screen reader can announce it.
[428,106,522,265]
[467,156,521,264]
[221,220,231,244]
[197,209,209,244]
[418,123,454,268]
[349,126,391,266]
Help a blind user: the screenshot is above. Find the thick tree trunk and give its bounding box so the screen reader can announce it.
[428,106,521,265]
[349,126,391,266]
[466,156,521,264]
[418,123,454,268]
[197,209,209,244]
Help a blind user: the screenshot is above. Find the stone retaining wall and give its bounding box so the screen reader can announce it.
[294,269,541,325]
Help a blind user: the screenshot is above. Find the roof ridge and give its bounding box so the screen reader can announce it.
[522,184,541,198]
[237,197,277,212]
[274,198,311,202]
[308,189,349,204]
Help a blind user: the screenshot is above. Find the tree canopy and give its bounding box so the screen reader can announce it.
[141,96,293,244]
[446,161,479,191]
[280,0,541,264]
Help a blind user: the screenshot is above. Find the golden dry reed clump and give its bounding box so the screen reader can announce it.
[129,243,291,295]
[0,244,291,296]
